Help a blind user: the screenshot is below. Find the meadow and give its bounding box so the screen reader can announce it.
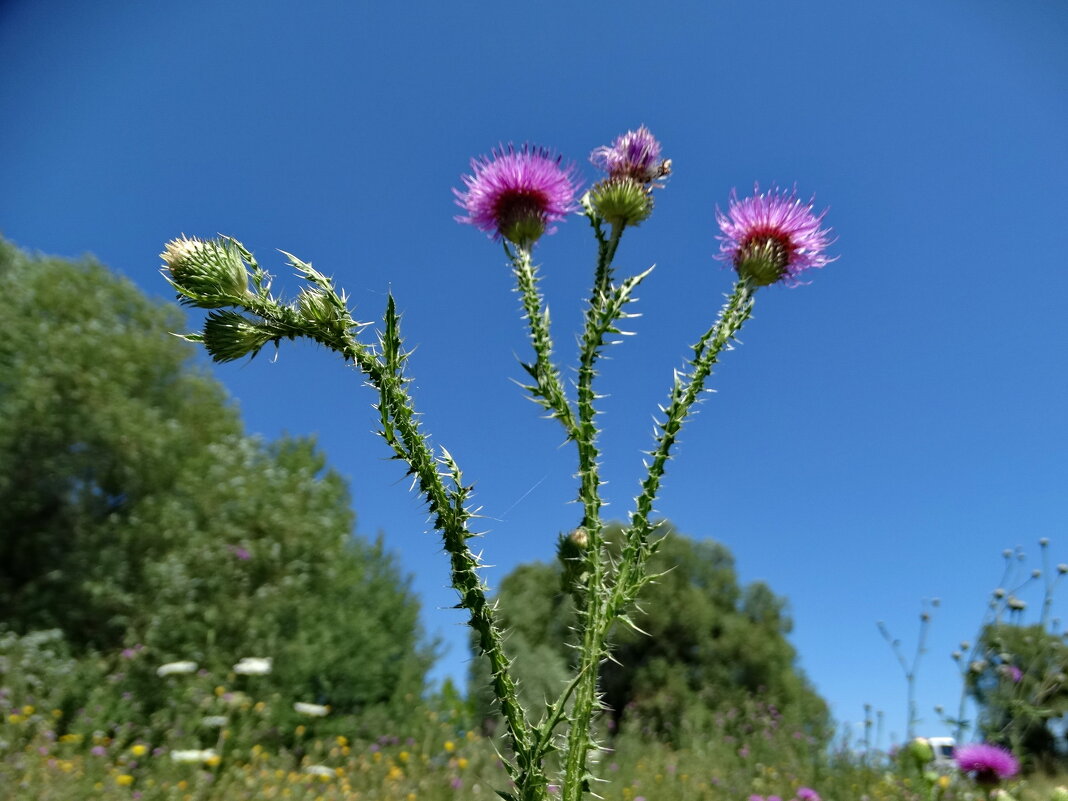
[2,633,1065,801]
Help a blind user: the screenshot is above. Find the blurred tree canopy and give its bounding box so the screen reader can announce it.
[0,239,431,714]
[471,522,830,745]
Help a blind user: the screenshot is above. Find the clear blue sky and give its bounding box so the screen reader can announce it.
[2,0,1067,746]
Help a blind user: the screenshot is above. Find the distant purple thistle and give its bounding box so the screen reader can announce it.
[796,788,821,801]
[955,743,1019,784]
[1005,664,1023,683]
[590,126,668,184]
[228,544,251,561]
[715,184,835,287]
[454,144,580,247]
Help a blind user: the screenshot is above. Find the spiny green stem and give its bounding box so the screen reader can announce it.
[613,279,755,616]
[232,289,545,800]
[509,245,578,436]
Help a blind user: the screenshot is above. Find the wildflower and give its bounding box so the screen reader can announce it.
[715,184,835,287]
[90,745,107,757]
[303,765,335,777]
[590,126,670,184]
[454,144,581,248]
[954,743,1019,785]
[201,716,228,728]
[1002,664,1023,683]
[796,788,821,801]
[171,748,218,764]
[293,701,329,717]
[228,544,252,561]
[116,774,134,786]
[130,744,148,757]
[233,657,272,675]
[588,126,669,228]
[156,660,197,677]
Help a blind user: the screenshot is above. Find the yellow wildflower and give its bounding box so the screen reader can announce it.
[116,775,135,787]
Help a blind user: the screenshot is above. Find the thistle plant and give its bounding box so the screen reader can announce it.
[160,126,836,801]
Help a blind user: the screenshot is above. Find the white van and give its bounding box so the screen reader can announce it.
[927,737,957,771]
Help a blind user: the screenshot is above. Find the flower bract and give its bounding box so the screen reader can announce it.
[715,184,835,287]
[454,144,580,248]
[955,743,1019,784]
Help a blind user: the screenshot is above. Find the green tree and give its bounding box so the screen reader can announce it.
[969,622,1068,770]
[471,523,829,744]
[0,238,431,715]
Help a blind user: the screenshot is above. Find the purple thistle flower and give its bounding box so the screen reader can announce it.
[715,184,835,287]
[590,126,669,184]
[955,743,1019,785]
[454,144,580,248]
[796,788,821,801]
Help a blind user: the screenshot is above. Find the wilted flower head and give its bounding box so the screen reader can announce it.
[294,701,330,717]
[955,743,1019,785]
[454,144,580,248]
[157,661,197,677]
[233,657,272,676]
[590,125,670,184]
[715,184,835,287]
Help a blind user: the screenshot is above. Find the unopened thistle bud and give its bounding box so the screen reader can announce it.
[161,236,249,308]
[589,177,654,228]
[557,528,589,590]
[201,310,274,363]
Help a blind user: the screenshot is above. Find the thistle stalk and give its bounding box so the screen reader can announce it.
[612,279,755,615]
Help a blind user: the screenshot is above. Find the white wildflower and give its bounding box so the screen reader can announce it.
[294,701,330,717]
[303,765,336,777]
[233,657,272,675]
[201,716,228,728]
[171,748,217,763]
[157,661,198,677]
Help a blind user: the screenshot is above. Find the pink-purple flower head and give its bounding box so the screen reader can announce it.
[715,183,835,287]
[955,743,1019,785]
[454,144,581,249]
[590,125,670,184]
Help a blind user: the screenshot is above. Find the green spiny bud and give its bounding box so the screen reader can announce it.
[201,309,273,362]
[588,177,653,228]
[903,737,934,766]
[298,288,337,325]
[161,236,250,307]
[558,527,589,590]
